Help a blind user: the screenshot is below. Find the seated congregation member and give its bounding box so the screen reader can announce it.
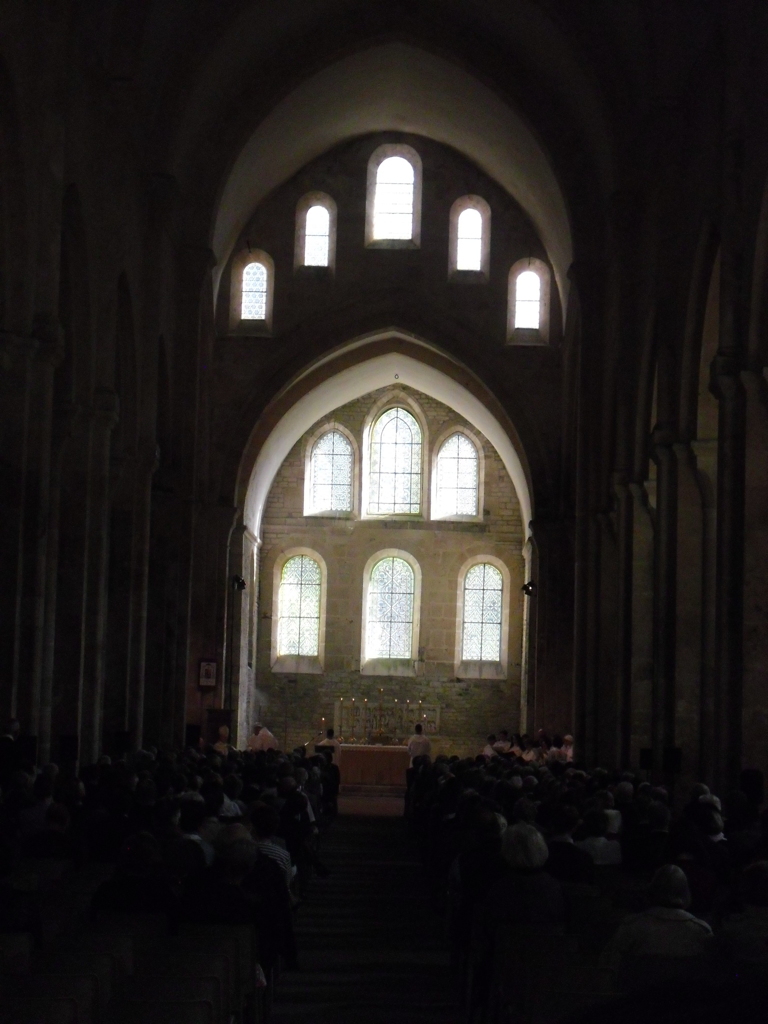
[251,802,293,888]
[601,864,713,988]
[720,860,768,969]
[91,831,180,930]
[480,822,565,930]
[576,808,622,865]
[546,803,595,884]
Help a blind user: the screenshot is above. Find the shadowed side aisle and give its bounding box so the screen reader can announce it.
[271,815,458,1024]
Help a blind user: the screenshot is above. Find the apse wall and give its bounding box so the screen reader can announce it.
[255,385,525,756]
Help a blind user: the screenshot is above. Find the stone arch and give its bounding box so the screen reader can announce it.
[211,42,573,309]
[238,331,533,544]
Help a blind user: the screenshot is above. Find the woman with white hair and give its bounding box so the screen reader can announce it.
[601,864,713,988]
[479,822,565,928]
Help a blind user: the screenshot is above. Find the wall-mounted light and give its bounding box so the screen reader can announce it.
[521,581,537,596]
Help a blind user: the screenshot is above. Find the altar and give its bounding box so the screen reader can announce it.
[339,744,411,788]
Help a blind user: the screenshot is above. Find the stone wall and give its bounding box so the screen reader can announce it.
[254,385,525,756]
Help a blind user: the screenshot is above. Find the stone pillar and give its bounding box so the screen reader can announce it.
[613,475,634,768]
[126,448,157,751]
[78,389,119,765]
[673,442,705,787]
[651,429,677,782]
[711,357,746,789]
[39,402,81,764]
[692,439,718,783]
[629,483,654,767]
[739,369,768,780]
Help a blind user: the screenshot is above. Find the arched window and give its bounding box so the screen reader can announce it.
[456,208,483,271]
[435,432,479,518]
[508,258,551,344]
[295,193,337,270]
[304,205,330,266]
[373,157,414,240]
[277,554,322,657]
[241,261,269,320]
[366,556,415,659]
[449,196,491,278]
[461,563,503,662]
[368,406,422,515]
[366,145,422,247]
[515,270,541,328]
[308,430,353,513]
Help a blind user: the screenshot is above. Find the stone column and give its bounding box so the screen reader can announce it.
[651,428,677,783]
[613,475,634,768]
[692,439,718,783]
[673,441,705,788]
[126,446,158,751]
[78,389,119,765]
[629,483,654,767]
[711,356,746,789]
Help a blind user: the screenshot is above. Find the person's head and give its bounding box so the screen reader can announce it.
[45,802,71,833]
[549,803,580,837]
[649,864,691,909]
[251,801,281,839]
[326,728,334,739]
[695,803,724,837]
[740,861,768,907]
[217,725,229,742]
[582,808,609,838]
[689,782,710,803]
[502,822,549,870]
[648,801,671,832]
[33,774,54,802]
[214,824,257,882]
[414,724,423,735]
[498,730,509,741]
[487,734,496,745]
[563,735,574,748]
[252,723,263,736]
[179,800,208,835]
[4,719,20,739]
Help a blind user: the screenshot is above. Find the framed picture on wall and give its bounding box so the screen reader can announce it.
[199,660,217,689]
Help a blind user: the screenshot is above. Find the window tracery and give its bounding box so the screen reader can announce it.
[368,406,422,515]
[434,432,479,518]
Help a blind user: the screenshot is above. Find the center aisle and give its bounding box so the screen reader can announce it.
[271,814,458,1024]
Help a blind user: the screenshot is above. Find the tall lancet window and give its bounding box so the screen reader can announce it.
[241,261,268,320]
[435,433,479,517]
[461,562,503,662]
[308,430,353,513]
[366,556,415,659]
[368,406,422,515]
[304,205,330,266]
[277,555,322,657]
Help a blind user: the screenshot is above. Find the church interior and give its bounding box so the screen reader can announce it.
[2,2,768,1021]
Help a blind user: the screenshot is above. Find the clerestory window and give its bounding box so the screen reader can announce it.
[295,193,336,270]
[366,145,422,247]
[434,432,479,518]
[308,430,353,514]
[241,261,268,320]
[368,406,422,515]
[515,270,541,329]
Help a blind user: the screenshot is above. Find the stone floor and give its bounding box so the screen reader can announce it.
[271,813,458,1024]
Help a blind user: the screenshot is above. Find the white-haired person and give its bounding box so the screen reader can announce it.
[601,863,714,989]
[480,821,565,929]
[246,722,278,752]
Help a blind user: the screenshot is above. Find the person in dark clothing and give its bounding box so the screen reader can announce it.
[91,831,180,931]
[546,803,595,884]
